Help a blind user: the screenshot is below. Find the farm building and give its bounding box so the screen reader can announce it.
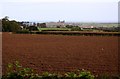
[80,26,95,31]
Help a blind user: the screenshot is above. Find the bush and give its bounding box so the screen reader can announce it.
[16,29,30,34]
[66,25,81,31]
[78,69,94,79]
[71,27,81,31]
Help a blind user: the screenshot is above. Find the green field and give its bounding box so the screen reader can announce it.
[37,27,71,31]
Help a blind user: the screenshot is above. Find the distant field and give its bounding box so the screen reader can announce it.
[37,27,71,31]
[2,32,119,75]
[79,23,118,27]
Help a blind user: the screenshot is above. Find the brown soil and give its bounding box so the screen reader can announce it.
[2,32,119,75]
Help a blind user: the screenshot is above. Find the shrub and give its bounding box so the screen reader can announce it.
[2,61,38,79]
[16,29,30,34]
[71,27,81,31]
[2,61,95,79]
[65,72,77,78]
[78,69,94,79]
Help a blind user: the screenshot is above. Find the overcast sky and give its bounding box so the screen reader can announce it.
[0,0,119,22]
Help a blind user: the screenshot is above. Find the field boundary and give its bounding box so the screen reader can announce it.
[26,31,120,36]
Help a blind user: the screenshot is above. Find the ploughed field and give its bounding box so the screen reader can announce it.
[2,32,119,75]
